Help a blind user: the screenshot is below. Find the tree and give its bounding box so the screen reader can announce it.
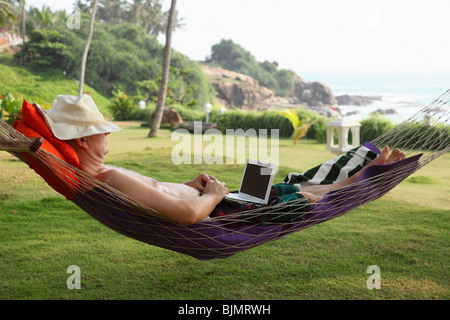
[97,0,124,24]
[72,0,91,14]
[29,5,55,29]
[19,0,25,65]
[0,0,17,29]
[148,0,176,137]
[210,39,297,97]
[79,0,98,96]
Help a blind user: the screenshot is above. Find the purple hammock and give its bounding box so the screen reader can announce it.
[4,91,447,261]
[1,89,448,260]
[69,145,422,260]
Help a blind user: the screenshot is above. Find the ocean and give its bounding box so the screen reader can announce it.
[299,70,450,124]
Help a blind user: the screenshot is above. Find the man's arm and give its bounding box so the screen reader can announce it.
[97,169,228,226]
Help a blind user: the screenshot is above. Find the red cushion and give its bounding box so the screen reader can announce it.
[12,100,80,200]
[20,100,80,168]
[13,120,66,161]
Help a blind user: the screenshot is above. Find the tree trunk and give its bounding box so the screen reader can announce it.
[20,1,25,65]
[148,0,177,137]
[78,0,98,97]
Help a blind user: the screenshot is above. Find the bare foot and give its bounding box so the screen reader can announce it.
[298,145,407,206]
[369,145,390,166]
[347,146,406,183]
[386,147,406,164]
[366,145,405,167]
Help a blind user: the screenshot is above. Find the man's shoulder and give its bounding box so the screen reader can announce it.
[96,166,126,186]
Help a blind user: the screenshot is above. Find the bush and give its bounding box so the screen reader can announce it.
[395,122,450,151]
[360,114,395,143]
[213,107,327,140]
[308,119,328,143]
[108,90,138,121]
[17,29,71,69]
[169,103,205,122]
[0,92,21,124]
[17,20,215,105]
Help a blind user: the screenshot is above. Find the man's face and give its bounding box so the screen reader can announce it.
[86,133,110,157]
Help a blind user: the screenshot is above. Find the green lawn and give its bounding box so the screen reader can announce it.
[0,122,449,300]
[0,54,111,115]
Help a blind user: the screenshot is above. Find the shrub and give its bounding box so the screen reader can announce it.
[214,107,327,140]
[360,114,395,143]
[169,103,205,122]
[17,20,215,105]
[108,90,138,121]
[17,29,71,69]
[395,122,450,151]
[0,92,21,124]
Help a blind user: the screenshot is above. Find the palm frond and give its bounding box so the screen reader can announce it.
[279,109,299,129]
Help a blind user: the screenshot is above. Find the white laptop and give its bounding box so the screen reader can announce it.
[225,159,277,205]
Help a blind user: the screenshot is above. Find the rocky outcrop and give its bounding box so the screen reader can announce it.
[297,81,337,106]
[201,65,275,110]
[201,64,338,111]
[371,108,398,115]
[335,95,381,106]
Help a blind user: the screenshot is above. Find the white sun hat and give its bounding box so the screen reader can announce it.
[35,94,122,140]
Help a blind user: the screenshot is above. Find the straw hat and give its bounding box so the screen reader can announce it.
[36,94,122,140]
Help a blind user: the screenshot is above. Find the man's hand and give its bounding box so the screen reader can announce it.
[204,178,229,200]
[185,173,219,193]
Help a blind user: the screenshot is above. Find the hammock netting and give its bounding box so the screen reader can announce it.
[1,89,449,260]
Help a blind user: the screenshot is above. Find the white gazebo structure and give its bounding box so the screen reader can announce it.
[326,118,361,154]
[203,103,212,123]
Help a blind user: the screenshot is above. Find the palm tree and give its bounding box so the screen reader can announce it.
[142,0,166,36]
[29,5,55,29]
[72,0,91,14]
[148,0,176,137]
[126,0,183,37]
[279,109,315,145]
[18,0,25,64]
[78,0,98,96]
[0,0,17,29]
[97,0,125,24]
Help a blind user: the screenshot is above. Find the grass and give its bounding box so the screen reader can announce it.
[0,122,448,300]
[0,53,112,116]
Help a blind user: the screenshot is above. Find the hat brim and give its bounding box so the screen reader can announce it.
[35,104,122,140]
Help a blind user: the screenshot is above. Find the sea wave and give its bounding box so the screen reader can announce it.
[301,70,450,124]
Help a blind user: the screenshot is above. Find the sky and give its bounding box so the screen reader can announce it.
[26,0,450,74]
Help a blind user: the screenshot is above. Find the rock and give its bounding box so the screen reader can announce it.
[345,110,360,116]
[301,89,312,102]
[201,64,338,114]
[294,74,307,98]
[335,95,381,106]
[202,64,275,109]
[175,121,218,133]
[371,109,398,115]
[308,106,342,118]
[151,108,183,126]
[298,81,337,106]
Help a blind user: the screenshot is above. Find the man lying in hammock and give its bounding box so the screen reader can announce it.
[37,95,406,226]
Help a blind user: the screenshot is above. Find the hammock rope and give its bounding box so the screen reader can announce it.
[0,89,449,260]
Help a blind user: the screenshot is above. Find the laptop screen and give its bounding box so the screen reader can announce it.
[239,163,273,199]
